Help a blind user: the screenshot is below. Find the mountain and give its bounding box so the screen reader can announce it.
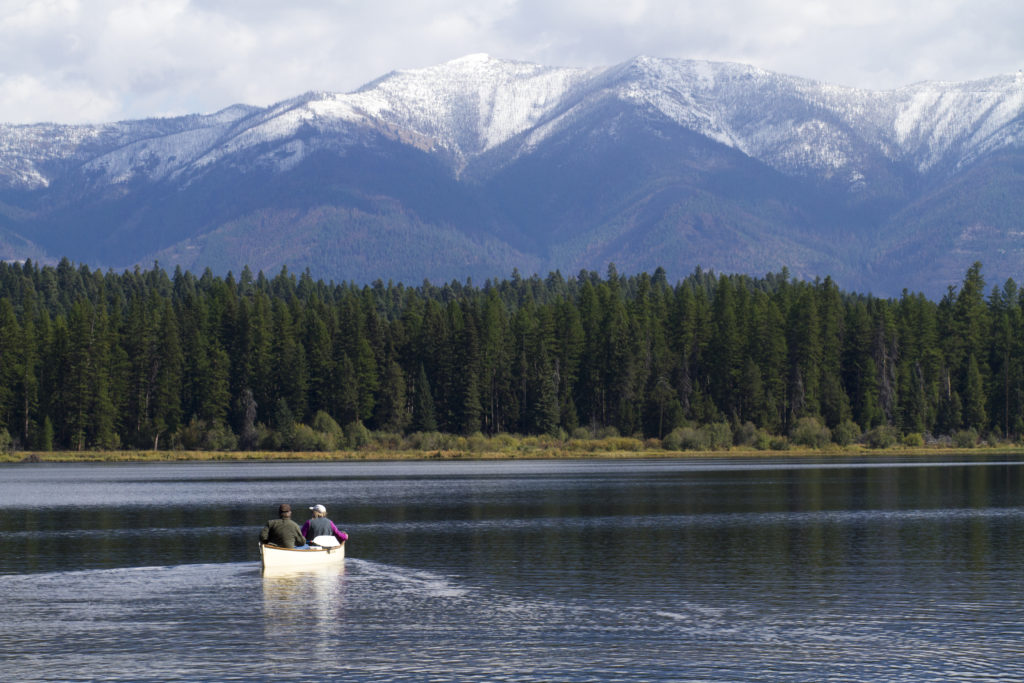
[1,54,1023,296]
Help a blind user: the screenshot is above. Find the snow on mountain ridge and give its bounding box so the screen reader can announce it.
[0,104,260,188]
[342,54,597,163]
[612,57,750,150]
[892,76,1024,171]
[1,55,1023,190]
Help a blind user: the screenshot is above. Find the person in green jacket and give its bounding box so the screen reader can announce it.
[259,503,307,548]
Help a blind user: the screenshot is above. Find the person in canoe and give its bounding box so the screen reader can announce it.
[301,504,349,546]
[259,503,308,548]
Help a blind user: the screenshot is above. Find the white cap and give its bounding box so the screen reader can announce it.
[309,504,327,514]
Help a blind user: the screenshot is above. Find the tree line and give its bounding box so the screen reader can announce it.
[0,258,1019,452]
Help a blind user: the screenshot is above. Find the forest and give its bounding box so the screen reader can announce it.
[0,258,1019,453]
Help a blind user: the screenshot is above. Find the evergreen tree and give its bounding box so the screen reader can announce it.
[151,301,184,447]
[354,337,379,422]
[963,354,988,432]
[16,316,40,446]
[951,263,990,424]
[377,360,410,432]
[0,299,22,437]
[270,300,308,422]
[787,288,821,424]
[709,275,742,417]
[461,369,483,435]
[304,305,335,419]
[4,258,1024,448]
[335,354,360,426]
[272,397,296,448]
[818,277,851,427]
[64,301,96,450]
[412,363,438,432]
[237,388,259,450]
[748,291,787,432]
[536,358,561,436]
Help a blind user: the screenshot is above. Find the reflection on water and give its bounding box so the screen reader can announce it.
[1,457,1023,681]
[262,562,347,652]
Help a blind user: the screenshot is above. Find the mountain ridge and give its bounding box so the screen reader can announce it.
[1,55,1023,296]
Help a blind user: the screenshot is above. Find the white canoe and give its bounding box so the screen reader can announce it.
[259,540,345,570]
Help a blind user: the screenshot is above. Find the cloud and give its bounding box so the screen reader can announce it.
[495,0,1024,88]
[0,72,119,123]
[0,0,1022,124]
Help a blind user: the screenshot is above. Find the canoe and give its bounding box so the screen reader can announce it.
[259,539,345,570]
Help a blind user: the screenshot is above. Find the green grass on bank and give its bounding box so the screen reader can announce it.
[5,443,1023,463]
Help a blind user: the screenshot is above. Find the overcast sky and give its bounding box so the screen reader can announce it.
[2,0,1022,124]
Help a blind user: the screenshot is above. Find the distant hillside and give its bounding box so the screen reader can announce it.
[1,55,1023,296]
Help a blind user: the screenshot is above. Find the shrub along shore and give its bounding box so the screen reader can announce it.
[4,428,1020,463]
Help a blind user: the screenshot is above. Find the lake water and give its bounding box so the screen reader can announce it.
[1,456,1023,681]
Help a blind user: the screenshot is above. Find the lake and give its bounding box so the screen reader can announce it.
[1,456,1023,681]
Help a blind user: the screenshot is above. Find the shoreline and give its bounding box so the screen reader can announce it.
[4,445,1023,464]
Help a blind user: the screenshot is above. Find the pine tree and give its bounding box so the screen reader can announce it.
[354,337,379,422]
[536,358,560,436]
[6,258,1024,448]
[0,299,22,437]
[152,301,184,447]
[787,288,821,424]
[270,300,308,422]
[304,304,335,417]
[951,263,990,423]
[377,360,410,432]
[709,275,742,417]
[963,354,987,432]
[237,388,259,450]
[818,277,851,427]
[335,353,360,426]
[412,363,438,432]
[247,291,275,424]
[65,301,95,450]
[461,369,482,435]
[16,316,40,446]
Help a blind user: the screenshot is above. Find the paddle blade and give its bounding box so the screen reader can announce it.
[311,535,340,547]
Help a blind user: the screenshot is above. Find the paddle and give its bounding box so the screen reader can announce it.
[310,535,341,547]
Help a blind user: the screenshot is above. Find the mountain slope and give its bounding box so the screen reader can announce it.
[1,55,1023,295]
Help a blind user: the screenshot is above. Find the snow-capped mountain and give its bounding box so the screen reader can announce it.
[1,55,1023,296]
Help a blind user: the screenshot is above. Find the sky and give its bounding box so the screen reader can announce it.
[1,0,1022,124]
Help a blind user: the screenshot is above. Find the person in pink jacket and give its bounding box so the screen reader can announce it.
[300,504,349,546]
